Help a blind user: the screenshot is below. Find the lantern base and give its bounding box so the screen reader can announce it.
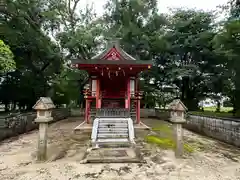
[170,117,186,124]
[35,117,53,123]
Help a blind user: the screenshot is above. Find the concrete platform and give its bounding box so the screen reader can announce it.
[74,121,151,131]
[84,147,143,163]
[74,121,92,132]
[134,122,151,130]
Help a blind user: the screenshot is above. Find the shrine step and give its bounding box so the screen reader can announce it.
[99,122,128,125]
[97,138,129,143]
[99,123,128,126]
[98,129,128,133]
[99,120,128,123]
[99,121,128,123]
[98,124,128,128]
[96,138,131,147]
[98,121,128,124]
[97,133,128,139]
[91,117,135,148]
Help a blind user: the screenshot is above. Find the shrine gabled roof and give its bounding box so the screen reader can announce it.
[71,58,152,65]
[71,39,152,65]
[91,39,136,61]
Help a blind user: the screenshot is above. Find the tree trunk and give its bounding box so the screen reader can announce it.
[183,98,199,111]
[4,102,9,112]
[216,101,221,112]
[181,78,199,111]
[234,69,240,117]
[12,101,17,111]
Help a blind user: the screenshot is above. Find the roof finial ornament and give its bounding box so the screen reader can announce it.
[91,35,136,61]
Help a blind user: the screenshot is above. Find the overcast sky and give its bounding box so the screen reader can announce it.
[80,0,229,16]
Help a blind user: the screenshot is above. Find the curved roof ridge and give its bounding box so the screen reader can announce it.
[91,39,136,61]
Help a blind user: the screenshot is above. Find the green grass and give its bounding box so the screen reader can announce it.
[190,106,235,118]
[145,135,195,153]
[145,123,195,153]
[190,111,234,118]
[151,124,172,134]
[203,106,233,112]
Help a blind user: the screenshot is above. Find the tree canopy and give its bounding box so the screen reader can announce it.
[0,40,16,73]
[1,0,240,115]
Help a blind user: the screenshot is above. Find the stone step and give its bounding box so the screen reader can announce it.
[98,126,128,129]
[99,118,128,120]
[97,133,128,138]
[95,139,131,148]
[85,148,141,163]
[99,122,128,125]
[98,124,128,128]
[98,132,129,135]
[99,131,128,134]
[91,117,135,148]
[99,121,128,124]
[99,126,128,130]
[99,124,128,127]
[98,129,128,133]
[99,125,128,128]
[97,138,129,143]
[98,131,128,134]
[98,126,128,130]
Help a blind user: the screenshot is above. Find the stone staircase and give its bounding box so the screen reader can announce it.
[91,118,135,148]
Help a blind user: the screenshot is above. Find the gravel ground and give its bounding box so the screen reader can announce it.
[0,117,240,180]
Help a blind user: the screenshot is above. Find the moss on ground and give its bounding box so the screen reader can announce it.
[145,135,195,153]
[144,122,195,153]
[151,124,172,135]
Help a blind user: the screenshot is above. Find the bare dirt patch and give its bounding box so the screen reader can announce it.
[0,118,240,180]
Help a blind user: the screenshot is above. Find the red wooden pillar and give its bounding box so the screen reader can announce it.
[98,79,101,108]
[96,78,101,109]
[135,78,141,124]
[125,78,130,109]
[95,78,99,109]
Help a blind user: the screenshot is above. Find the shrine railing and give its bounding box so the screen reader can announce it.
[83,90,143,99]
[100,91,126,98]
[84,90,126,98]
[95,108,130,118]
[83,90,96,98]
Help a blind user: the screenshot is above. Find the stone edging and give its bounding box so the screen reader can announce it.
[0,108,70,141]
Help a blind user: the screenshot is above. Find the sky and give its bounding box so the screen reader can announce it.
[80,0,229,16]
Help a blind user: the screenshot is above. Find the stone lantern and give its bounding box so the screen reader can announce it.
[168,99,187,158]
[33,97,55,161]
[169,99,187,123]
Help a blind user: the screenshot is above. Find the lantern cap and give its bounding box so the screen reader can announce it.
[33,97,55,110]
[168,99,187,111]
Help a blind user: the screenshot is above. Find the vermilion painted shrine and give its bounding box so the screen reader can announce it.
[71,39,152,124]
[30,40,188,162]
[71,39,152,148]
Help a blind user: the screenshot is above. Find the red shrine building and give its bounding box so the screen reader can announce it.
[71,39,152,125]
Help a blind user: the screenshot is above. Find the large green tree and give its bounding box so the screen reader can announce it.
[1,0,239,113]
[163,9,218,110]
[0,40,16,73]
[214,21,240,115]
[212,0,240,115]
[1,0,63,110]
